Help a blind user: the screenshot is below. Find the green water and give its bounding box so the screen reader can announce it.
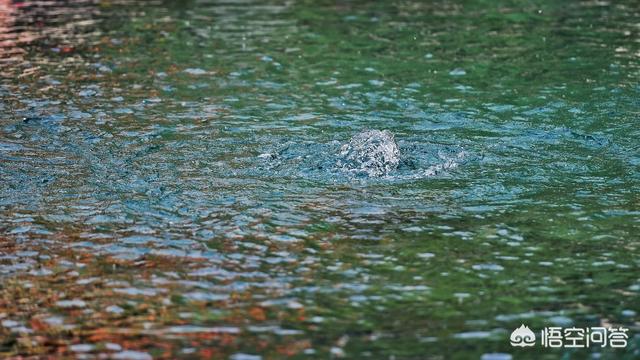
[0,0,638,358]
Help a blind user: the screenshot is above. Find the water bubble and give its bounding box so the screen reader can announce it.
[337,129,400,177]
[472,264,504,271]
[106,305,125,314]
[184,68,208,75]
[112,350,153,360]
[230,354,262,360]
[55,299,87,308]
[481,353,512,360]
[70,344,95,352]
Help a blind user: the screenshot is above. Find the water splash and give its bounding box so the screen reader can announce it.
[259,130,469,181]
[337,129,400,177]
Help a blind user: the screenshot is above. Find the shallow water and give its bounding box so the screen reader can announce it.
[1,0,639,358]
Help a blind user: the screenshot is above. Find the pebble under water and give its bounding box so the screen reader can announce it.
[0,0,639,359]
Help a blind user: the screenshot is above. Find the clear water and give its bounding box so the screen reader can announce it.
[1,0,639,358]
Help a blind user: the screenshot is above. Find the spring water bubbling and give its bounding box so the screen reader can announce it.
[337,129,401,177]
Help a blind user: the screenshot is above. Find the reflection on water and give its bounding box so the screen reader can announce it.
[0,0,639,358]
[0,0,100,74]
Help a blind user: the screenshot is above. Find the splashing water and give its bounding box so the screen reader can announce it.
[260,130,469,181]
[337,129,400,177]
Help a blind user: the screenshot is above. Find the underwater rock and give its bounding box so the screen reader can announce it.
[337,129,401,177]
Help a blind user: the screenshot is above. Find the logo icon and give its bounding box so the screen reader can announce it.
[510,324,536,347]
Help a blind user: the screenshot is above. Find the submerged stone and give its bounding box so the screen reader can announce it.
[338,129,401,177]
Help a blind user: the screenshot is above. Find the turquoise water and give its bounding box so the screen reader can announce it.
[0,0,639,358]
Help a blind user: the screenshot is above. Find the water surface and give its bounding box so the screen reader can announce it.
[1,0,639,358]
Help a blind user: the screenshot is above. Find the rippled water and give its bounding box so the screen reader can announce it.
[1,0,639,358]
